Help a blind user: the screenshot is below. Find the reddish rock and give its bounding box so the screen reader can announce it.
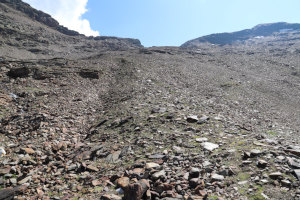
[86,165,99,172]
[36,188,44,196]
[116,177,130,189]
[163,183,173,191]
[0,166,11,175]
[132,168,145,174]
[77,185,83,191]
[22,148,35,154]
[92,180,102,186]
[75,151,92,161]
[124,179,150,200]
[53,141,67,151]
[197,189,208,197]
[62,127,68,133]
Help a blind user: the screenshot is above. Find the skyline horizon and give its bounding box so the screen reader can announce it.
[23,0,300,47]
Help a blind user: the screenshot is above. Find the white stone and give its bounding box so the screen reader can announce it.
[211,174,224,181]
[0,147,6,157]
[201,142,219,151]
[152,170,166,180]
[195,137,208,143]
[145,162,160,169]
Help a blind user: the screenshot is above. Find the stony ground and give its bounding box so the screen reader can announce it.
[1,1,300,199]
[0,47,300,200]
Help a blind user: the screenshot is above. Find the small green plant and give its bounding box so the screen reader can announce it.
[208,195,219,200]
[237,172,251,181]
[23,87,45,93]
[94,186,103,192]
[249,193,266,200]
[266,131,278,136]
[248,185,265,200]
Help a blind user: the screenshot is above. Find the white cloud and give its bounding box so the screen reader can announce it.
[23,0,99,36]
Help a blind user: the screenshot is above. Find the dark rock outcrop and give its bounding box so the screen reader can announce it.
[94,36,143,48]
[0,185,28,200]
[79,69,101,79]
[7,67,30,78]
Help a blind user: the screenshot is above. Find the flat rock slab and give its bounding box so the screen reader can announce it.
[0,166,11,175]
[101,194,122,200]
[284,149,300,157]
[257,160,268,168]
[145,162,160,169]
[117,177,130,189]
[0,185,28,200]
[152,170,166,180]
[198,115,209,124]
[294,169,300,181]
[186,115,198,123]
[86,165,99,172]
[250,149,262,157]
[287,157,300,169]
[269,172,283,180]
[106,151,121,163]
[21,148,35,154]
[195,137,208,143]
[211,174,224,181]
[201,142,219,151]
[18,176,32,185]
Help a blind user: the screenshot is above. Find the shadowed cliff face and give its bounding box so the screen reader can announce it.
[0,1,300,200]
[181,22,300,47]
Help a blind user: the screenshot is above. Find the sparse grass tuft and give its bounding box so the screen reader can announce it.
[237,172,251,181]
[266,130,278,136]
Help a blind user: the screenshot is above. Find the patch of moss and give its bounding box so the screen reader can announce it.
[94,186,103,192]
[266,130,278,136]
[237,172,251,181]
[208,195,219,200]
[248,185,265,200]
[248,193,266,200]
[23,87,45,93]
[237,140,246,146]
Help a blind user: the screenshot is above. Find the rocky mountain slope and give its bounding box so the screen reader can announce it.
[0,0,142,60]
[181,22,300,47]
[0,1,300,200]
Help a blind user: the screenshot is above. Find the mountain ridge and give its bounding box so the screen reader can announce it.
[181,22,300,47]
[0,0,142,60]
[0,0,80,36]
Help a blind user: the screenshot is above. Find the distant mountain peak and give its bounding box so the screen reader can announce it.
[181,22,300,48]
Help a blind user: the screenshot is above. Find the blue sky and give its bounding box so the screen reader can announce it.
[24,0,300,47]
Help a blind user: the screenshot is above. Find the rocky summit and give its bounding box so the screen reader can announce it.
[0,1,300,200]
